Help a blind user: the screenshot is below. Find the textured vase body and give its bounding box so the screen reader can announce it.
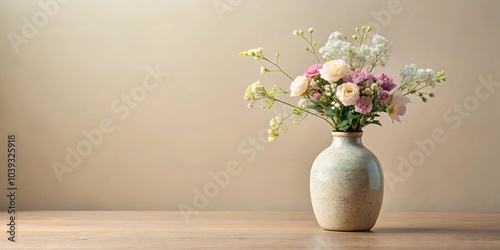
[310,132,384,231]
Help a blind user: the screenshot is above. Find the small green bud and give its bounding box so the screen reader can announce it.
[352,35,357,40]
[361,25,365,31]
[355,27,359,32]
[363,34,367,40]
[367,26,372,32]
[429,93,435,97]
[312,41,317,46]
[421,97,428,102]
[292,30,298,36]
[298,30,304,36]
[308,27,314,33]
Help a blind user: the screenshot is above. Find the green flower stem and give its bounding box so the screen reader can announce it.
[268,97,334,127]
[396,77,409,92]
[403,82,433,96]
[368,53,385,72]
[300,34,321,63]
[261,57,294,81]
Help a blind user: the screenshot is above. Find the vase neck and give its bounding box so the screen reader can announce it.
[331,132,363,147]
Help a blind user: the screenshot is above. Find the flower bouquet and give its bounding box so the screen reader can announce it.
[241,26,446,141]
[241,26,447,231]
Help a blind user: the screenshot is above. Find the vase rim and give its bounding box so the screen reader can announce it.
[331,131,363,137]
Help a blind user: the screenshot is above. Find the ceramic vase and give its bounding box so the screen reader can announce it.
[310,131,384,231]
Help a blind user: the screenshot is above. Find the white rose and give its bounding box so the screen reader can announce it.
[289,75,310,97]
[336,82,360,106]
[319,59,349,82]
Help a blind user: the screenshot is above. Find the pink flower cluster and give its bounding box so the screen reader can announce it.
[301,63,323,78]
[296,62,410,123]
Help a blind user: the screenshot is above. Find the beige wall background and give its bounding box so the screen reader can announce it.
[0,0,499,213]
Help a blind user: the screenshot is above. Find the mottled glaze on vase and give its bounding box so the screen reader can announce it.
[310,132,383,231]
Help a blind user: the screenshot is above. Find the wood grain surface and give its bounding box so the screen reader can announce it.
[0,211,499,249]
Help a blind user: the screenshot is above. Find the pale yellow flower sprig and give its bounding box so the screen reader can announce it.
[268,116,286,142]
[244,80,334,142]
[352,25,372,47]
[239,47,263,60]
[267,107,308,142]
[240,48,293,80]
[293,27,320,63]
[244,80,331,121]
[244,81,288,109]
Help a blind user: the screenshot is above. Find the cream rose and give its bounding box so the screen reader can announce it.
[319,59,349,82]
[289,75,310,97]
[336,82,360,106]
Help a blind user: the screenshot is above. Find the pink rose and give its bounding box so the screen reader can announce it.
[377,89,390,104]
[351,69,372,85]
[355,96,373,114]
[301,64,323,78]
[376,73,396,91]
[312,92,322,101]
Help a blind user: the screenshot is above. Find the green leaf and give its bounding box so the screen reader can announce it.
[366,120,382,126]
[337,120,349,131]
[324,109,335,117]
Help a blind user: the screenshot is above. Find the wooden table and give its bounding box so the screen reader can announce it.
[1,211,499,249]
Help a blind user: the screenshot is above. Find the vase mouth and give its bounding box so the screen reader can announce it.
[331,131,363,137]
